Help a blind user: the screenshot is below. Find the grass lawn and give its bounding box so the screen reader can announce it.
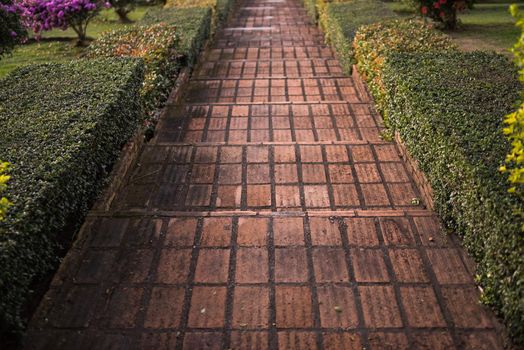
[387,1,523,55]
[0,6,152,78]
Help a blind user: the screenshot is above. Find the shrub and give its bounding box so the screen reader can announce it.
[12,0,108,45]
[502,5,524,203]
[415,0,474,29]
[0,58,144,332]
[382,51,524,345]
[0,161,11,221]
[87,23,180,115]
[164,0,233,33]
[0,0,26,58]
[302,0,317,23]
[141,7,211,66]
[353,18,456,123]
[320,0,396,73]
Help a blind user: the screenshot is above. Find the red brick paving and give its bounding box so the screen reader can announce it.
[25,0,506,348]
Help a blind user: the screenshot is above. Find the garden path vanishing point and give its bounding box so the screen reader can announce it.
[25,0,507,348]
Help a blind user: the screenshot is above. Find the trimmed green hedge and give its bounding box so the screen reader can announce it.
[320,0,396,73]
[0,58,144,332]
[163,0,234,34]
[382,51,524,345]
[87,23,180,115]
[353,19,457,124]
[141,7,212,66]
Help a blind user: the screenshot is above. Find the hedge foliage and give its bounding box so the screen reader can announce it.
[502,5,524,200]
[302,0,318,23]
[141,7,211,66]
[382,51,524,345]
[87,23,180,114]
[164,0,233,33]
[320,0,396,73]
[0,58,144,331]
[353,19,457,124]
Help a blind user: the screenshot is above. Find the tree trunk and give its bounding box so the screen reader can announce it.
[116,8,133,24]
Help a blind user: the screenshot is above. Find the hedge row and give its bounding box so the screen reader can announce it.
[164,0,234,34]
[87,23,180,115]
[0,58,144,332]
[320,0,396,73]
[382,51,524,345]
[140,7,212,66]
[353,19,457,125]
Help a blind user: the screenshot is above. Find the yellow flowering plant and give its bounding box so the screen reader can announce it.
[0,161,12,221]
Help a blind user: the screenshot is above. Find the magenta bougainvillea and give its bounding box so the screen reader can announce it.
[11,0,109,43]
[417,0,474,29]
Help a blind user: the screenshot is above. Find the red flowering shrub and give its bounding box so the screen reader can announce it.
[416,0,474,29]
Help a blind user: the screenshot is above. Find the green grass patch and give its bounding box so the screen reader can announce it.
[0,6,152,78]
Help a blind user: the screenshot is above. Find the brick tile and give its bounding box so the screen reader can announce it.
[328,164,354,183]
[144,287,184,328]
[75,250,116,283]
[237,217,268,246]
[300,145,323,162]
[380,163,410,183]
[186,185,212,207]
[312,248,349,282]
[374,144,401,161]
[113,248,154,283]
[309,217,342,246]
[247,146,269,162]
[361,184,390,206]
[332,184,360,207]
[275,286,314,328]
[103,287,143,329]
[459,331,504,350]
[317,285,358,328]
[302,164,326,183]
[183,332,222,350]
[350,145,374,162]
[275,185,301,208]
[201,218,233,247]
[230,331,269,350]
[275,248,308,282]
[216,185,242,208]
[352,249,389,282]
[274,145,296,162]
[188,287,227,328]
[229,130,248,142]
[304,185,330,207]
[236,248,269,283]
[247,185,271,207]
[325,145,349,162]
[165,218,197,247]
[426,248,473,284]
[388,249,429,282]
[194,249,230,283]
[247,164,270,184]
[400,286,446,327]
[48,286,99,328]
[412,216,451,246]
[411,331,454,350]
[354,163,381,183]
[275,164,298,183]
[232,286,269,328]
[278,332,317,350]
[388,183,418,206]
[221,146,243,163]
[273,217,305,245]
[194,147,218,163]
[156,249,191,284]
[140,332,178,349]
[367,332,409,349]
[323,333,361,349]
[359,286,402,328]
[380,218,415,246]
[219,164,242,184]
[346,218,379,246]
[295,129,315,141]
[441,287,493,328]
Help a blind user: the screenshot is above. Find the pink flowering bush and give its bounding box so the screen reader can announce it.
[12,0,109,44]
[415,0,474,29]
[0,0,26,57]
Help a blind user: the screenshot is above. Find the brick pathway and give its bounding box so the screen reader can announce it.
[25,0,506,348]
